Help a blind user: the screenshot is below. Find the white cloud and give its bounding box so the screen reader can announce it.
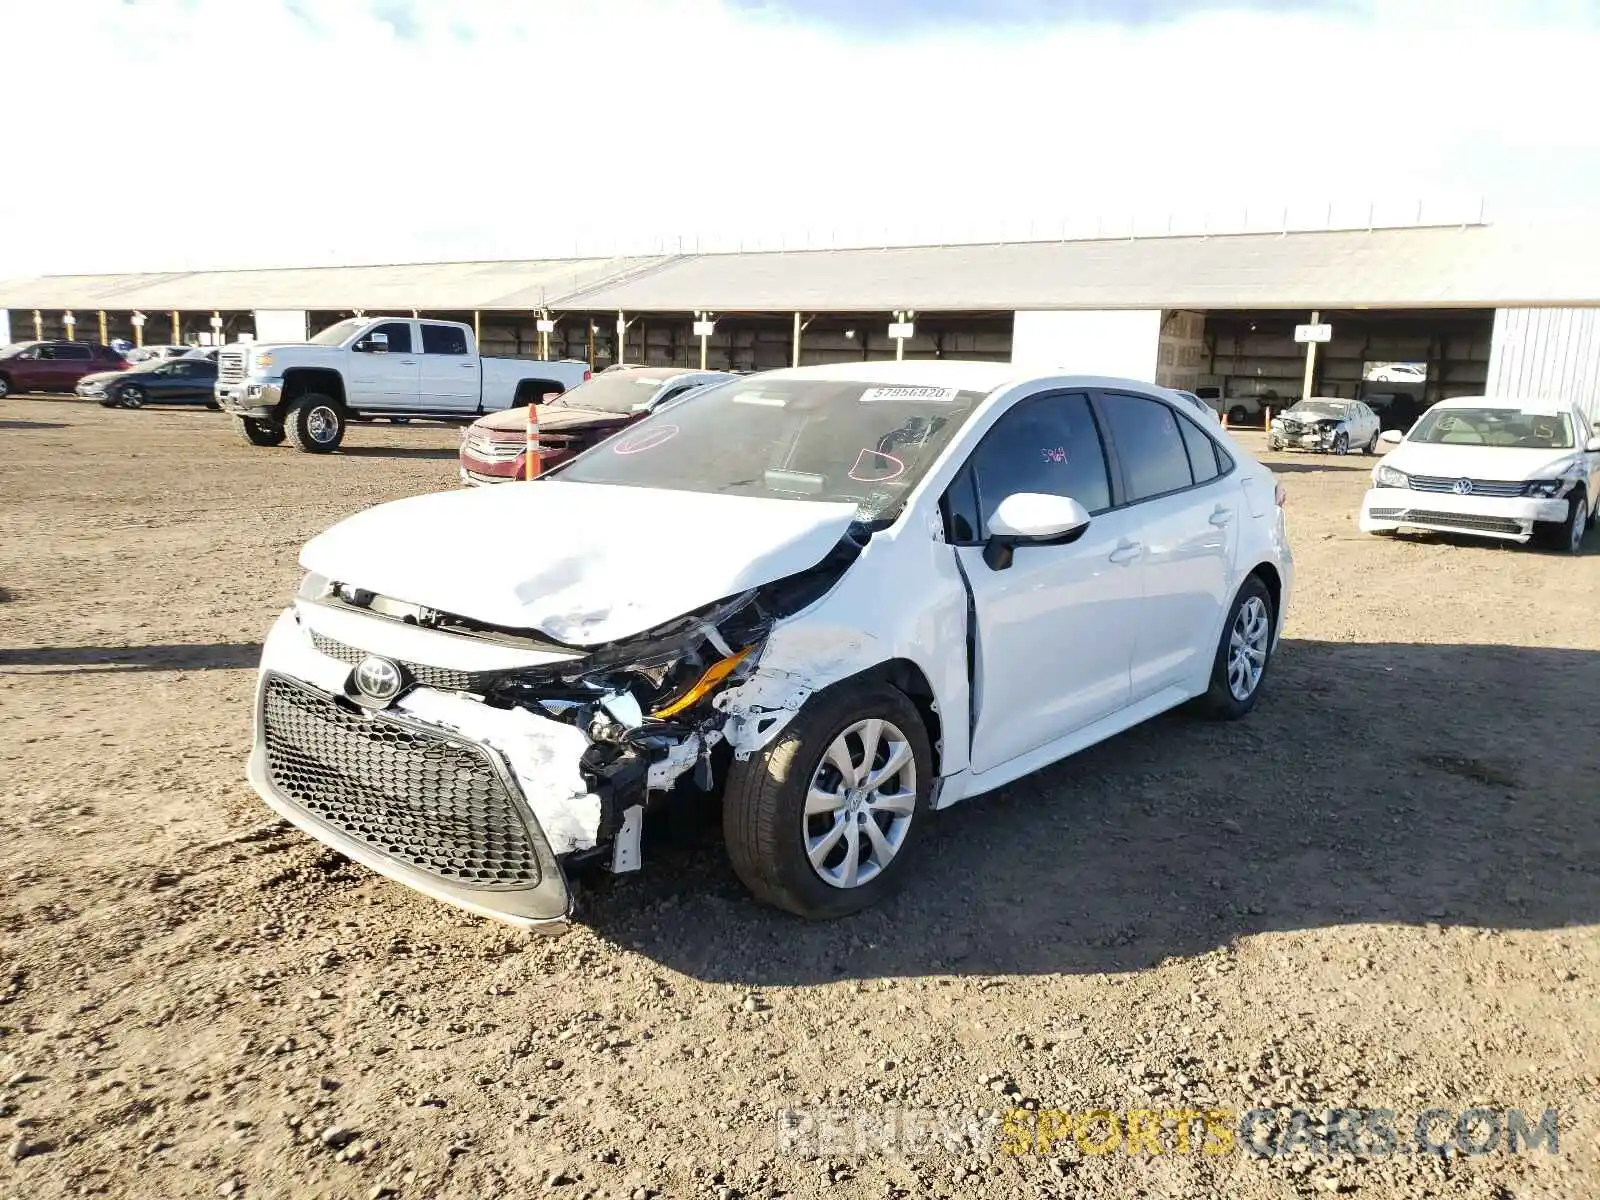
[3,0,1598,276]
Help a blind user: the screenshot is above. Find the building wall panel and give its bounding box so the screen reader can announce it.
[1487,308,1600,423]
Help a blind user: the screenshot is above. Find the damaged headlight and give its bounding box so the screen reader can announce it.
[1524,479,1566,498]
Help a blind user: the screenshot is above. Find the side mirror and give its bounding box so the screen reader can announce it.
[1379,430,1404,447]
[1586,435,1600,453]
[982,492,1092,571]
[358,332,389,354]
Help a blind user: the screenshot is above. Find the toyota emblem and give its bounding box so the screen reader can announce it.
[354,655,404,703]
[1452,478,1474,495]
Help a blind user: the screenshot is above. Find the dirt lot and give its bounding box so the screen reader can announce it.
[2,396,1598,1200]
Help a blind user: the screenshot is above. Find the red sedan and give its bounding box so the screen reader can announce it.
[458,367,736,485]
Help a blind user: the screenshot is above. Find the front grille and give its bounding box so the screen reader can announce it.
[219,350,247,384]
[462,433,524,463]
[1408,474,1527,498]
[1376,509,1524,535]
[309,629,508,694]
[261,673,541,888]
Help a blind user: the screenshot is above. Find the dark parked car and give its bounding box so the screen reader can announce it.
[0,341,128,396]
[76,357,220,408]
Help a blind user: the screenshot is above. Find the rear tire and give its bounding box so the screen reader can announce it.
[1228,405,1249,427]
[1362,431,1379,455]
[285,395,345,453]
[236,416,285,447]
[723,679,932,920]
[1196,574,1276,720]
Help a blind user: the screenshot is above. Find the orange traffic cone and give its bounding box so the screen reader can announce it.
[524,403,542,481]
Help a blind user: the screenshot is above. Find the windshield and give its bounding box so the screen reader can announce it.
[308,318,366,347]
[1287,401,1351,418]
[1409,407,1573,449]
[551,377,985,522]
[556,372,674,415]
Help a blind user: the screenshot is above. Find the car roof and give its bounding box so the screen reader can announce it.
[603,366,730,382]
[757,360,1180,397]
[1429,394,1574,415]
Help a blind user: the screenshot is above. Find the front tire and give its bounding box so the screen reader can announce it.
[1537,488,1588,555]
[235,416,285,447]
[118,385,145,409]
[723,679,932,920]
[285,395,345,453]
[1331,431,1349,455]
[0,375,10,398]
[1197,574,1276,720]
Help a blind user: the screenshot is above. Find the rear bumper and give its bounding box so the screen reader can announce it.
[246,609,579,932]
[216,378,283,419]
[1360,487,1567,542]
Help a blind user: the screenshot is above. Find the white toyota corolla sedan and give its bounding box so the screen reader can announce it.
[247,363,1294,929]
[1360,395,1600,552]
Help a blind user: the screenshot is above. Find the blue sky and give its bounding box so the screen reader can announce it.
[4,0,1598,275]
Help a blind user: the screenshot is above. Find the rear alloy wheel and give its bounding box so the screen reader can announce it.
[118,385,145,409]
[1197,575,1276,719]
[723,680,932,920]
[1331,431,1349,455]
[236,416,286,447]
[286,394,346,453]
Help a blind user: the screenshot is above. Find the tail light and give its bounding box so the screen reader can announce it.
[1274,480,1288,507]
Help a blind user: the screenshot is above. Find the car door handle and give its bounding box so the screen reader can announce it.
[459,363,476,369]
[1108,540,1144,565]
[398,359,417,365]
[1209,505,1234,527]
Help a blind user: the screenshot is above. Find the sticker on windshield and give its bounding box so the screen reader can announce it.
[613,424,679,455]
[858,386,959,404]
[848,448,907,483]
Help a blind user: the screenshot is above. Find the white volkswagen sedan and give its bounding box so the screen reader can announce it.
[1360,395,1600,552]
[247,363,1293,929]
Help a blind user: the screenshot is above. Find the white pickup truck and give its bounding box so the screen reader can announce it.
[215,317,592,453]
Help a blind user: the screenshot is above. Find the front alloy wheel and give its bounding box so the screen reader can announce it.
[1332,431,1349,455]
[1541,489,1590,554]
[723,679,932,919]
[119,385,145,409]
[803,718,917,889]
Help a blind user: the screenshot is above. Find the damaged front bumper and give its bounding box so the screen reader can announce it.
[246,607,618,931]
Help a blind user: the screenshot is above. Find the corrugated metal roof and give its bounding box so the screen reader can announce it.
[2,223,1597,314]
[558,224,1600,312]
[0,255,670,312]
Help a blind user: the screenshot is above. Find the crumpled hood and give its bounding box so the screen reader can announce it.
[473,404,626,434]
[1385,442,1584,481]
[298,481,861,646]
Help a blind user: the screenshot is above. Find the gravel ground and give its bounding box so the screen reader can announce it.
[1,396,1598,1200]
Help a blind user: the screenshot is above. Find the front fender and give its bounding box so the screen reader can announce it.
[716,523,971,775]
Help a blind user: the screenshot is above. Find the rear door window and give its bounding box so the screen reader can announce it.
[1100,393,1195,502]
[1177,413,1221,484]
[421,324,469,355]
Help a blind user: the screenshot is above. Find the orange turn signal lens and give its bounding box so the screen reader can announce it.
[650,647,754,719]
